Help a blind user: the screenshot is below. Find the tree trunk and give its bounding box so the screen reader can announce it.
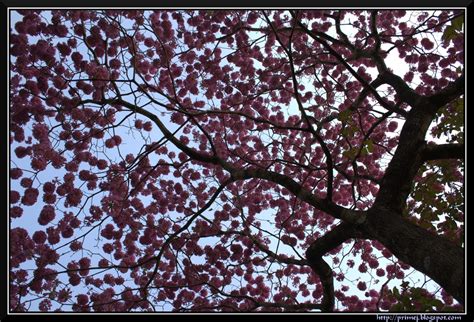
[363,208,464,305]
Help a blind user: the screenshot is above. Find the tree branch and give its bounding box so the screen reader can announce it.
[365,207,464,305]
[291,11,408,117]
[305,223,365,312]
[232,167,367,225]
[422,143,464,161]
[427,73,465,111]
[81,98,366,226]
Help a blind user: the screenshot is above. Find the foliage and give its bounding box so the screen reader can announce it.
[9,9,464,312]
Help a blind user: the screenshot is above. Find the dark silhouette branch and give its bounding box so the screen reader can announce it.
[428,73,465,111]
[364,207,464,305]
[422,143,464,161]
[290,11,408,117]
[306,223,366,312]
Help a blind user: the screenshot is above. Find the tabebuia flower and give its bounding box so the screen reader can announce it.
[9,9,465,313]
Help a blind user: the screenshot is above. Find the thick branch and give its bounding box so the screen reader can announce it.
[204,283,323,311]
[143,179,232,292]
[373,106,433,212]
[378,70,424,108]
[364,207,464,305]
[374,75,464,212]
[82,98,365,226]
[306,223,365,312]
[422,143,464,161]
[232,167,366,225]
[291,11,408,117]
[428,73,465,110]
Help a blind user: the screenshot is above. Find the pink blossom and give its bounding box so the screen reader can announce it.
[33,230,47,244]
[10,206,23,218]
[43,193,57,204]
[387,121,398,132]
[358,263,368,273]
[20,177,33,188]
[357,281,367,291]
[38,205,56,225]
[22,187,39,206]
[10,168,23,179]
[79,257,91,269]
[143,121,152,131]
[32,123,49,141]
[68,240,81,252]
[10,190,20,204]
[66,188,83,206]
[77,294,89,305]
[43,182,55,193]
[109,58,121,69]
[420,38,434,50]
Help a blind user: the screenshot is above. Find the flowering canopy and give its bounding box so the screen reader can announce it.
[9,10,464,312]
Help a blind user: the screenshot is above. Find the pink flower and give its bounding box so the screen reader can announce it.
[10,168,23,179]
[69,274,81,286]
[103,243,114,253]
[15,146,30,159]
[387,121,398,132]
[97,159,108,170]
[70,240,82,251]
[105,138,115,148]
[38,205,56,225]
[22,188,39,206]
[420,38,434,50]
[10,206,23,218]
[76,294,88,305]
[98,259,109,267]
[20,177,33,188]
[39,299,52,311]
[357,281,367,291]
[47,231,61,245]
[43,193,57,204]
[112,135,122,145]
[61,226,74,238]
[143,121,152,131]
[190,172,200,181]
[358,263,368,273]
[10,190,20,204]
[32,123,49,141]
[31,157,47,171]
[33,230,47,244]
[66,188,83,206]
[43,182,56,193]
[79,257,91,269]
[109,58,121,69]
[368,258,379,269]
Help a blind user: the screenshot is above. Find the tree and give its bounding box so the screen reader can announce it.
[9,9,464,312]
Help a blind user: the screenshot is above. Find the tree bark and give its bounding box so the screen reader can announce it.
[363,207,464,305]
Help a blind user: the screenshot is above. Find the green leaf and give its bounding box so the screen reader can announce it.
[390,303,403,312]
[360,146,369,157]
[451,15,464,31]
[342,125,356,137]
[366,139,374,153]
[446,217,458,230]
[338,109,352,122]
[442,26,457,41]
[343,147,358,159]
[454,98,464,113]
[392,287,400,298]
